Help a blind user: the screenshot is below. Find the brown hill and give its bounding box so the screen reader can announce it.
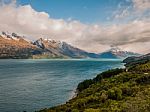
[0,34,42,59]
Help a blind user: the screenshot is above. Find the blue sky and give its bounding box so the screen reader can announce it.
[16,0,130,24]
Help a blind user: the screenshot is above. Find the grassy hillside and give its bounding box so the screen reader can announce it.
[38,61,150,112]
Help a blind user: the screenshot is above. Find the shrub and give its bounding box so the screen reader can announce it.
[72,109,79,112]
[136,75,150,84]
[100,91,108,103]
[108,87,122,100]
[84,108,101,112]
[94,68,124,82]
[77,79,94,92]
[77,69,124,92]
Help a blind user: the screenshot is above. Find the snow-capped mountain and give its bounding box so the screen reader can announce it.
[0,31,28,42]
[0,31,141,59]
[0,31,44,59]
[99,47,140,59]
[0,31,99,59]
[33,38,99,58]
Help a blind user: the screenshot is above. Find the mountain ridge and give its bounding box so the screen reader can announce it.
[123,53,150,67]
[99,47,140,59]
[0,31,99,59]
[0,31,141,59]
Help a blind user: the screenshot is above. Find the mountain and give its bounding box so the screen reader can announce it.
[123,53,150,67]
[33,38,99,58]
[0,31,99,59]
[0,32,44,59]
[0,31,141,59]
[99,47,140,59]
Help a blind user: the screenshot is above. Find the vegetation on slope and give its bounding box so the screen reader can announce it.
[123,53,150,67]
[38,61,150,112]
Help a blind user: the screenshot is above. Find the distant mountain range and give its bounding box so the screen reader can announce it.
[99,47,140,59]
[0,31,141,59]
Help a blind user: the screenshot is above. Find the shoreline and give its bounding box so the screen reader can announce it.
[69,88,78,100]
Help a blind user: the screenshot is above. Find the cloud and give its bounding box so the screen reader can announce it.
[0,0,16,6]
[132,0,150,12]
[120,42,150,54]
[115,7,130,19]
[114,0,150,20]
[0,1,149,54]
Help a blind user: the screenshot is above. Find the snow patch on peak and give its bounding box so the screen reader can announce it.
[110,47,122,52]
[38,38,64,46]
[0,31,22,41]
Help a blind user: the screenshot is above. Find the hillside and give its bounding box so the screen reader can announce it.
[0,32,43,59]
[123,53,150,67]
[38,55,150,112]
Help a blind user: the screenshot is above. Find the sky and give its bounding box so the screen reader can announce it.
[16,0,121,23]
[0,0,150,54]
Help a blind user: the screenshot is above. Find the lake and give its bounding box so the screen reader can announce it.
[0,59,124,112]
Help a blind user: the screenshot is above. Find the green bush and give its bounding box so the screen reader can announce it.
[72,109,79,112]
[136,75,150,84]
[108,87,122,100]
[84,108,101,112]
[100,91,108,103]
[77,79,94,92]
[77,68,124,92]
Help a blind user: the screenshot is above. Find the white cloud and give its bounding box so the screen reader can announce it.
[120,42,150,54]
[114,0,150,20]
[132,0,150,12]
[0,1,149,54]
[114,7,130,19]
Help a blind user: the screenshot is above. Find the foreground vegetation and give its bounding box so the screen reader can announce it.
[38,60,150,112]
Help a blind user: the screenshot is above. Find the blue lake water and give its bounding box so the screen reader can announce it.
[0,59,124,112]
